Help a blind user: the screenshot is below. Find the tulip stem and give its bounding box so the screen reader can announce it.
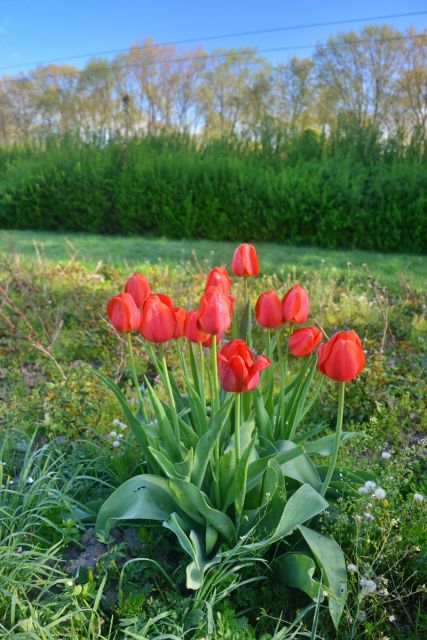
[127,333,147,422]
[244,277,252,348]
[198,342,205,408]
[161,349,181,447]
[276,330,287,438]
[235,393,241,466]
[211,337,221,506]
[321,381,345,497]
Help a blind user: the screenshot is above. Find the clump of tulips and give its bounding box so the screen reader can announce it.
[95,242,367,630]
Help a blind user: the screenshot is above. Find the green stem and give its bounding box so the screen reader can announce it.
[234,393,241,467]
[276,329,287,438]
[198,342,206,408]
[211,336,221,506]
[127,333,146,421]
[321,381,345,497]
[244,277,252,347]
[161,348,181,447]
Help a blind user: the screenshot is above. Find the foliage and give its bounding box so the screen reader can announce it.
[0,130,426,253]
[0,233,426,639]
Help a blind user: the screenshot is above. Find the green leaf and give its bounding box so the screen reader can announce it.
[95,474,177,533]
[89,368,148,452]
[164,513,220,590]
[299,525,347,629]
[271,484,328,542]
[234,436,256,524]
[145,377,180,458]
[276,440,321,491]
[274,552,321,600]
[169,479,236,544]
[305,432,361,457]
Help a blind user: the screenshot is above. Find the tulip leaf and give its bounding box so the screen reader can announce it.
[192,396,233,487]
[270,484,328,543]
[299,525,347,629]
[95,474,177,533]
[169,479,236,544]
[304,431,360,457]
[145,378,180,458]
[253,388,274,442]
[148,447,188,481]
[164,513,220,590]
[274,552,321,601]
[234,436,256,525]
[89,368,148,452]
[276,440,321,491]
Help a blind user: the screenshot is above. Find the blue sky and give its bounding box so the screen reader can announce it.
[0,0,426,74]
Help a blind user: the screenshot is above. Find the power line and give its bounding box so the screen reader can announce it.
[41,34,427,74]
[0,10,426,72]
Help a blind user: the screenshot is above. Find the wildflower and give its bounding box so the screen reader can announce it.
[413,493,424,502]
[374,487,387,499]
[389,615,396,622]
[360,578,377,594]
[364,512,374,521]
[113,418,127,430]
[381,451,392,459]
[358,486,369,495]
[27,476,34,484]
[347,563,358,574]
[112,441,120,448]
[364,480,376,490]
[67,580,74,587]
[109,431,117,438]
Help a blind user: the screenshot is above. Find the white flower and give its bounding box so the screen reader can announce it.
[109,431,117,438]
[360,578,377,594]
[27,476,34,484]
[117,433,124,439]
[389,615,396,622]
[67,580,73,587]
[413,493,424,502]
[374,487,386,499]
[113,419,127,430]
[381,451,392,459]
[347,563,358,574]
[358,486,369,495]
[364,512,374,521]
[112,440,120,448]
[364,481,376,490]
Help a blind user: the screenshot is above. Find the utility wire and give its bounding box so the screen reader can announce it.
[0,10,426,72]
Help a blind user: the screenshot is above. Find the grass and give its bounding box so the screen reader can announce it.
[0,230,426,639]
[1,229,426,290]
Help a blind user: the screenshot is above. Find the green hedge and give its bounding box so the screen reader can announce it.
[0,133,426,253]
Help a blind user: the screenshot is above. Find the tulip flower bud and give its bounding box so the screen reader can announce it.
[317,330,365,382]
[205,266,231,294]
[231,243,259,277]
[282,285,309,324]
[288,326,322,357]
[255,290,283,328]
[106,292,140,333]
[124,273,151,308]
[218,339,270,393]
[184,309,214,347]
[140,293,177,343]
[198,286,234,335]
[174,307,187,339]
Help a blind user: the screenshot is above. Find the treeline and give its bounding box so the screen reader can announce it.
[0,25,426,144]
[1,129,425,253]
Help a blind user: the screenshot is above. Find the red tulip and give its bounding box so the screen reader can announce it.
[174,307,187,339]
[106,292,140,333]
[282,285,309,324]
[255,290,283,328]
[140,293,177,343]
[231,243,259,277]
[198,286,234,335]
[317,330,365,382]
[289,326,322,357]
[124,273,151,308]
[205,266,231,294]
[184,310,214,347]
[218,339,270,392]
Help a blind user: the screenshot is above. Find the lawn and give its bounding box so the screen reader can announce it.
[0,230,426,639]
